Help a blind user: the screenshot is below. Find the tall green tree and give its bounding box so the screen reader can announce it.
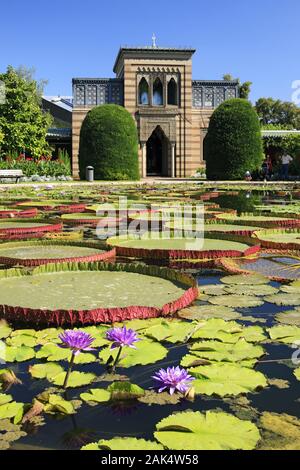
[223,74,252,100]
[255,97,300,129]
[0,65,52,158]
[205,99,263,180]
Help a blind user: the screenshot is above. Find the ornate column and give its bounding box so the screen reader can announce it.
[141,143,147,178]
[171,143,176,178]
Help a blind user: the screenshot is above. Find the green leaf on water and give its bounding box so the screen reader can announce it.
[29,362,64,380]
[154,410,261,450]
[98,437,164,451]
[0,401,24,424]
[268,325,300,344]
[190,363,267,397]
[178,305,241,321]
[36,343,96,363]
[81,442,99,450]
[143,320,196,343]
[188,339,265,365]
[220,274,269,285]
[44,394,75,415]
[265,293,300,307]
[107,381,145,400]
[208,294,264,308]
[51,371,96,388]
[0,322,12,339]
[3,346,35,363]
[0,393,12,405]
[99,339,168,367]
[80,388,111,404]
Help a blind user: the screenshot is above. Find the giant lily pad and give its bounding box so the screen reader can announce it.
[154,410,260,450]
[0,263,196,325]
[0,240,113,266]
[107,233,257,259]
[190,363,267,397]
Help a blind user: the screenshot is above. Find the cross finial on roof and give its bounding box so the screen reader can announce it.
[152,33,157,48]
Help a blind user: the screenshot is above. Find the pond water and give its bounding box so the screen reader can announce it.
[0,186,299,451]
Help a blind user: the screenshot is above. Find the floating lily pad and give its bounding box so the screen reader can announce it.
[268,325,300,344]
[3,346,35,363]
[189,339,265,364]
[80,389,111,404]
[208,294,264,308]
[198,284,227,296]
[259,412,300,450]
[51,371,96,388]
[190,363,267,397]
[99,339,168,368]
[0,323,12,339]
[81,443,99,450]
[143,320,197,343]
[220,273,269,285]
[178,305,241,321]
[0,401,24,424]
[265,293,300,307]
[192,319,266,343]
[108,382,145,400]
[154,410,260,450]
[107,233,257,259]
[97,437,164,451]
[275,309,300,326]
[225,284,278,296]
[29,363,64,380]
[44,394,75,415]
[0,263,193,317]
[137,390,181,405]
[6,335,37,348]
[294,369,300,381]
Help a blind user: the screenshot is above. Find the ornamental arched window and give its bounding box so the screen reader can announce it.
[138,77,149,105]
[167,78,178,105]
[153,77,163,106]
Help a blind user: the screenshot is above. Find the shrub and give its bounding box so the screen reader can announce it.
[205,99,264,180]
[78,104,139,181]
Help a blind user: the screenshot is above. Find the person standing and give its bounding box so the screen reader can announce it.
[280,153,293,180]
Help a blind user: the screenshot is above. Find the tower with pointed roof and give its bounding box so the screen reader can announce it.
[72,40,239,178]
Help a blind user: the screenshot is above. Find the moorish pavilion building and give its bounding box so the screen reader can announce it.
[72,38,239,178]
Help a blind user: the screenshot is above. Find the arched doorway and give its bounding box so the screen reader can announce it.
[146,126,169,176]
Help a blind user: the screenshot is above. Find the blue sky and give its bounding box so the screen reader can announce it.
[0,0,299,103]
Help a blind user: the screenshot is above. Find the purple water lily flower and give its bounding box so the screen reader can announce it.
[58,330,95,356]
[106,326,140,350]
[152,366,195,395]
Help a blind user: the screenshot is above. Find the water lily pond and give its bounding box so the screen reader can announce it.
[0,183,299,451]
